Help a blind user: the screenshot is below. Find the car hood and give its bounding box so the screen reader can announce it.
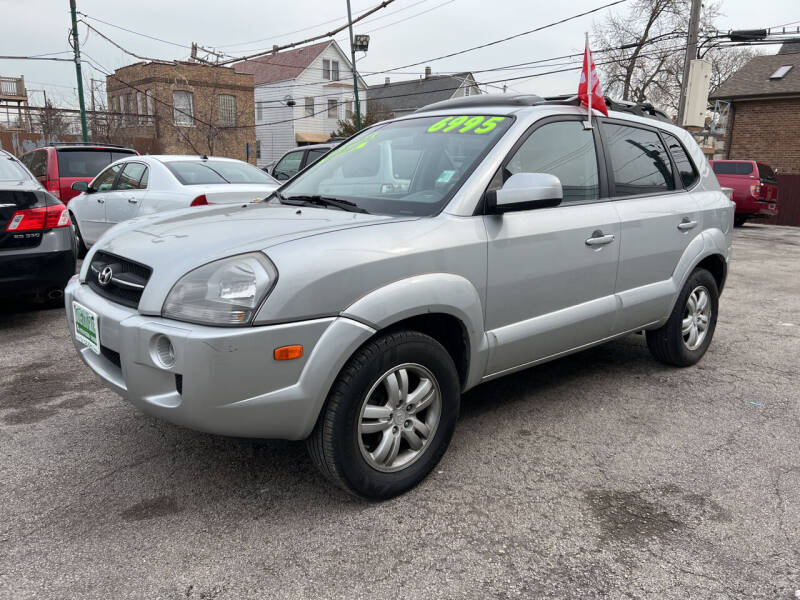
[82,202,410,310]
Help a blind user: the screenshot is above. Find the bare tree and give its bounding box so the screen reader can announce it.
[593,0,755,115]
[330,101,394,138]
[37,100,71,140]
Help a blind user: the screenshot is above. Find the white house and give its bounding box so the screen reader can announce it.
[367,68,481,117]
[234,40,367,166]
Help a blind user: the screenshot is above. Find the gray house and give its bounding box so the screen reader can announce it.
[367,68,481,117]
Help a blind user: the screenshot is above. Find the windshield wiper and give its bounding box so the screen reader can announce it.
[281,194,369,214]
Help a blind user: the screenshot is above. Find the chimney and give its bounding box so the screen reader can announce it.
[384,77,390,86]
[424,66,431,79]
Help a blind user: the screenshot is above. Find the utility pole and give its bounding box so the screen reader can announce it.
[677,0,702,125]
[69,0,89,141]
[345,0,362,130]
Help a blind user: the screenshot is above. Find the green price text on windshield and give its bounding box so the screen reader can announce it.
[427,116,506,134]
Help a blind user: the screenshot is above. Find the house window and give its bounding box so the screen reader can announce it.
[256,140,261,160]
[305,97,314,117]
[136,91,144,124]
[145,90,154,124]
[218,94,236,126]
[327,99,338,118]
[331,60,340,81]
[345,100,353,120]
[770,65,793,80]
[173,90,194,126]
[256,101,263,122]
[464,86,471,97]
[323,59,331,80]
[126,93,134,126]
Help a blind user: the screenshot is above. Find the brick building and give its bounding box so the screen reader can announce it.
[710,42,800,174]
[106,62,257,164]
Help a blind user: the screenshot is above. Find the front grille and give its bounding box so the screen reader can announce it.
[87,251,152,308]
[100,345,121,369]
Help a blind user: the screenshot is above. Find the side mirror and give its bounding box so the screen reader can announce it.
[71,181,90,193]
[485,172,563,214]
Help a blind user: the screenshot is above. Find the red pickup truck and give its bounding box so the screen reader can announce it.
[709,160,779,227]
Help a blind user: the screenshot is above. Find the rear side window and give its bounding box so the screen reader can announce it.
[711,161,753,176]
[23,150,47,178]
[56,149,135,178]
[663,133,699,189]
[498,120,600,203]
[757,163,777,183]
[604,123,675,196]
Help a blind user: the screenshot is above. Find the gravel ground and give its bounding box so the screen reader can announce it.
[1,225,798,600]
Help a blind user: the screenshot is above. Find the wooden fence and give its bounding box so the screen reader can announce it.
[764,174,800,227]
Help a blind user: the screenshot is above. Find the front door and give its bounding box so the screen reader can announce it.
[106,162,148,227]
[80,163,122,244]
[483,118,620,376]
[599,122,702,332]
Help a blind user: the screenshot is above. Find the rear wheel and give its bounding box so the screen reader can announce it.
[646,268,719,367]
[307,330,460,500]
[733,214,747,227]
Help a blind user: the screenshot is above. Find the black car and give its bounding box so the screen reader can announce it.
[0,150,77,304]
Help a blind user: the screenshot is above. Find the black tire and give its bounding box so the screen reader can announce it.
[733,214,747,227]
[71,214,88,258]
[646,268,719,367]
[307,330,460,500]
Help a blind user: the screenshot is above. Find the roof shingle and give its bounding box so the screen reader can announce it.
[367,73,474,113]
[710,51,800,100]
[233,41,330,85]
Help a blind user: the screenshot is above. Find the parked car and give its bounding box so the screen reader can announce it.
[69,155,279,254]
[65,95,733,499]
[0,150,76,303]
[269,143,336,180]
[20,143,137,204]
[709,159,779,227]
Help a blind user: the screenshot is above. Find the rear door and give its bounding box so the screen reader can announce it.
[600,120,701,332]
[79,163,122,244]
[106,162,148,226]
[483,117,620,375]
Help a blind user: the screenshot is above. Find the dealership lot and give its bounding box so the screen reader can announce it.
[1,225,798,599]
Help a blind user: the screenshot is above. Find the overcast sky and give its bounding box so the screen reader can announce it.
[2,0,798,108]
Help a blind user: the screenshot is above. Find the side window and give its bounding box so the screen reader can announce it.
[25,150,46,178]
[493,120,600,203]
[117,163,148,190]
[273,151,304,180]
[92,164,123,192]
[604,123,675,196]
[305,148,328,166]
[663,133,698,189]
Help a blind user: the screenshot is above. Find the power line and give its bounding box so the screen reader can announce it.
[80,21,177,65]
[0,55,73,62]
[77,11,191,49]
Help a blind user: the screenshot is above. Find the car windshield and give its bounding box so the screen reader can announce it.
[56,149,136,177]
[278,114,514,216]
[166,160,277,185]
[0,157,31,181]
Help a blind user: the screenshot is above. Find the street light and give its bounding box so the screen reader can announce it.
[353,35,370,52]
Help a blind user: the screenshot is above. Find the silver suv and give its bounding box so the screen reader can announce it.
[65,95,734,499]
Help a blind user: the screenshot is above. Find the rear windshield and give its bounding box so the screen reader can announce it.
[711,161,753,176]
[757,163,777,182]
[56,149,136,178]
[165,160,277,185]
[0,157,32,181]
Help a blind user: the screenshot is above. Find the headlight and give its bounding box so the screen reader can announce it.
[162,253,277,326]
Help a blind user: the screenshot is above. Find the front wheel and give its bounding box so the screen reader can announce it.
[307,330,460,500]
[646,268,719,367]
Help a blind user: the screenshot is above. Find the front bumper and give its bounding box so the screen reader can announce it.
[65,279,375,439]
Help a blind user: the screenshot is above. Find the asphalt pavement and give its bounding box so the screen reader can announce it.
[1,225,798,599]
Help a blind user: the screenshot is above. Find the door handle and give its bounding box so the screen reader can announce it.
[585,231,615,246]
[678,218,697,231]
[128,198,138,204]
[96,198,104,204]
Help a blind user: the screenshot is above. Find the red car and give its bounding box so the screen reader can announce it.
[709,159,779,227]
[20,143,137,204]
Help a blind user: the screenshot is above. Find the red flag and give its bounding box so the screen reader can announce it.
[578,39,609,117]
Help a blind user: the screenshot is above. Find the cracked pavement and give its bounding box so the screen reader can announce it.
[1,225,798,599]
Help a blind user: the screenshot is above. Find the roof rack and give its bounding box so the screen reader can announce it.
[51,142,131,149]
[416,93,672,124]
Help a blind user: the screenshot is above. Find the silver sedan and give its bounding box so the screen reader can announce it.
[68,155,278,252]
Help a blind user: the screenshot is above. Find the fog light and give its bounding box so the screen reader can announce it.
[152,334,175,369]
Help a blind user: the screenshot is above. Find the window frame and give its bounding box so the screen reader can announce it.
[91,163,124,193]
[322,59,331,80]
[327,99,338,119]
[173,90,195,127]
[476,114,610,215]
[217,93,237,127]
[116,161,149,191]
[595,117,684,201]
[331,60,340,81]
[662,131,700,191]
[304,97,314,117]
